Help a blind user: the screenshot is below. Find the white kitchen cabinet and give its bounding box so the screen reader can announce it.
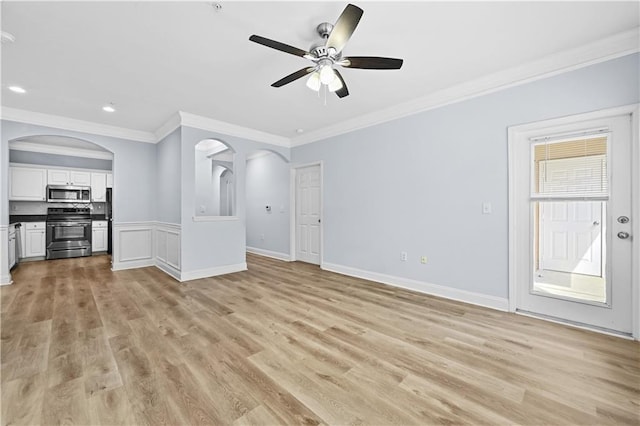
[8,225,16,270]
[18,223,26,258]
[47,169,70,185]
[106,173,113,188]
[24,222,46,258]
[48,169,91,186]
[70,171,91,186]
[91,173,106,202]
[92,221,108,252]
[9,166,47,201]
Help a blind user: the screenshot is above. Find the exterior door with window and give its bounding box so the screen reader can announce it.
[510,111,634,335]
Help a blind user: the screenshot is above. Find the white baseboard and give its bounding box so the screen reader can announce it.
[321,262,509,312]
[180,262,247,282]
[246,246,291,262]
[112,258,155,271]
[155,260,181,282]
[0,276,12,286]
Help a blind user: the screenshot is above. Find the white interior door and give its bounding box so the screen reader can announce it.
[511,111,635,335]
[295,165,321,265]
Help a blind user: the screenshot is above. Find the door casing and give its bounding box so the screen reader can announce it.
[508,104,640,339]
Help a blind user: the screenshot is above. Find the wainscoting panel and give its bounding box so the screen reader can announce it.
[112,222,155,271]
[155,222,181,281]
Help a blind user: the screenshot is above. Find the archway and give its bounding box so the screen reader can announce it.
[194,138,235,217]
[245,149,291,260]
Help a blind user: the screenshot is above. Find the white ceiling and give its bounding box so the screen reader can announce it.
[2,1,639,145]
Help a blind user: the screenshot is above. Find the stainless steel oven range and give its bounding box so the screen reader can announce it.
[46,207,92,260]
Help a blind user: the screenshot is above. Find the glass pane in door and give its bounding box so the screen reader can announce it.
[530,136,608,304]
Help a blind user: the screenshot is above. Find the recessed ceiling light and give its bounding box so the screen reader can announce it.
[1,31,15,44]
[296,128,304,134]
[8,86,26,94]
[102,105,115,113]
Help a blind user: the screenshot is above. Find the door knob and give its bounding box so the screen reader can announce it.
[593,221,600,226]
[617,231,630,239]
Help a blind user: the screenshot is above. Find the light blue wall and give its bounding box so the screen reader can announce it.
[292,53,640,299]
[1,120,157,224]
[246,152,291,255]
[9,150,112,170]
[155,128,181,224]
[179,126,289,274]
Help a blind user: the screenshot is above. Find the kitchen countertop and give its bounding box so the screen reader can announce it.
[10,214,47,224]
[10,214,110,224]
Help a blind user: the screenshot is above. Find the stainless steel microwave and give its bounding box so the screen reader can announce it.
[46,185,91,203]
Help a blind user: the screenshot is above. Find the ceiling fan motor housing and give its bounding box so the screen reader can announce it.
[316,22,334,38]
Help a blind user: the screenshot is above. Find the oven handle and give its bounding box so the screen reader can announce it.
[47,222,91,227]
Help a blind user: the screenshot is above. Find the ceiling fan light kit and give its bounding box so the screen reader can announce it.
[249,3,403,99]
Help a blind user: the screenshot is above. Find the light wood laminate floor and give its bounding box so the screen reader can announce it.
[1,254,639,425]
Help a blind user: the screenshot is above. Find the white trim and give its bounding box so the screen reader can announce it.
[246,246,292,262]
[111,258,155,271]
[0,226,12,285]
[291,28,640,147]
[179,112,289,147]
[1,107,156,143]
[290,161,323,265]
[155,260,181,281]
[322,262,509,312]
[516,311,634,340]
[154,112,182,142]
[192,215,240,222]
[508,104,640,339]
[246,150,273,161]
[9,141,113,160]
[632,105,640,340]
[179,262,247,282]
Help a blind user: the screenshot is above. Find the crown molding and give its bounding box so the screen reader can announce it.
[0,107,157,143]
[154,112,182,141]
[178,111,290,147]
[291,27,640,147]
[9,140,114,160]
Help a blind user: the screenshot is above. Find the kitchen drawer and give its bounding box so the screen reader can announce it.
[24,222,45,230]
[92,221,108,228]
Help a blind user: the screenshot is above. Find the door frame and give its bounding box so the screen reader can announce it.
[508,104,640,339]
[289,161,323,264]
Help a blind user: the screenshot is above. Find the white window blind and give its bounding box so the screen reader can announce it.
[532,136,608,199]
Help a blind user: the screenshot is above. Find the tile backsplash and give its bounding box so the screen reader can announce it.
[10,201,105,215]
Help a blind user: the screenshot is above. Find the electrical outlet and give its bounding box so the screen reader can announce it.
[420,256,428,264]
[401,251,408,261]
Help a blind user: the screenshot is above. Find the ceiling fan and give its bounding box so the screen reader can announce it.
[249,3,403,98]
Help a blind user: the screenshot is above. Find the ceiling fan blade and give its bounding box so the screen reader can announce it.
[342,56,404,70]
[333,70,349,98]
[249,35,310,58]
[271,68,314,87]
[326,4,363,54]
